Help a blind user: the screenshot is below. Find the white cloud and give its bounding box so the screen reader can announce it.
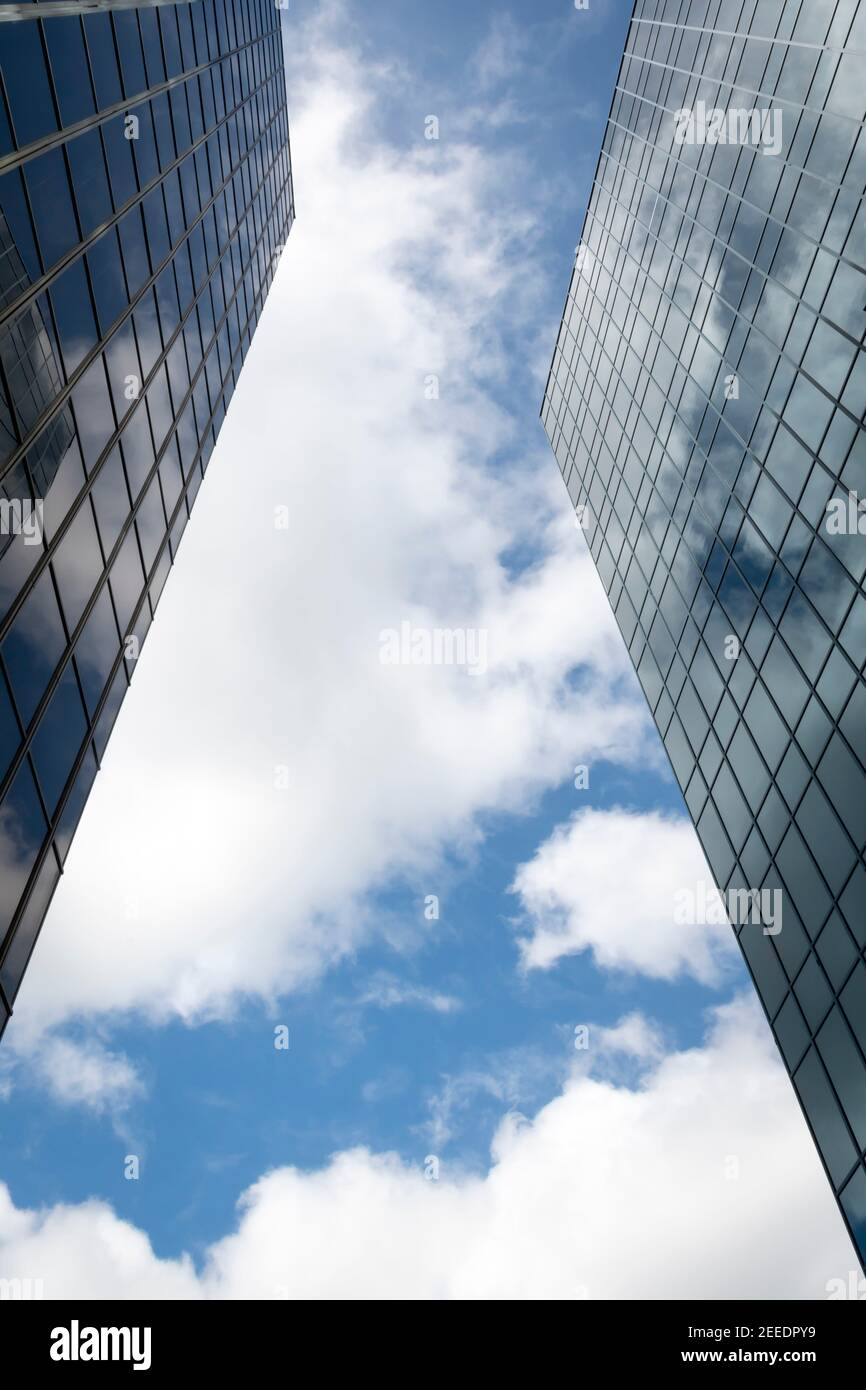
[22,1037,145,1116]
[421,1044,565,1150]
[0,1032,145,1116]
[594,1012,666,1063]
[512,807,739,983]
[357,973,461,1014]
[0,1185,200,1301]
[0,997,856,1299]
[472,13,530,91]
[8,13,650,1046]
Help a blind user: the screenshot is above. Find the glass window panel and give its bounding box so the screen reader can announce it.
[840,1167,866,1264]
[104,319,142,426]
[711,764,750,849]
[793,1046,857,1186]
[24,149,78,272]
[50,501,102,635]
[158,5,184,80]
[777,822,832,927]
[697,800,735,884]
[823,260,866,340]
[817,913,859,994]
[839,865,866,950]
[117,207,151,301]
[118,404,155,501]
[113,9,148,100]
[0,665,21,784]
[67,130,113,240]
[778,592,834,683]
[134,472,165,575]
[0,167,41,288]
[102,116,139,213]
[138,7,167,86]
[158,438,182,518]
[1,568,66,728]
[775,993,810,1071]
[44,17,95,128]
[142,187,172,273]
[84,12,123,111]
[71,355,115,473]
[49,258,98,378]
[740,924,787,1016]
[2,23,58,149]
[839,679,865,765]
[132,295,162,387]
[761,637,810,730]
[107,525,145,636]
[87,228,128,337]
[30,664,87,816]
[0,840,59,1002]
[840,962,866,1059]
[817,1007,866,1151]
[817,734,866,853]
[55,744,98,862]
[145,366,174,454]
[796,543,852,641]
[74,583,119,717]
[784,376,835,455]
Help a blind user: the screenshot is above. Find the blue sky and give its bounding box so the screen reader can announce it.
[0,0,858,1298]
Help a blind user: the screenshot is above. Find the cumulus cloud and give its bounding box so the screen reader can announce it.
[16,1036,145,1116]
[0,1185,200,1301]
[0,997,855,1299]
[594,1012,666,1063]
[511,807,739,983]
[8,10,650,1047]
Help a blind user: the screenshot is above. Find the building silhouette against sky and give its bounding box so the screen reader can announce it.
[0,0,293,1034]
[542,0,866,1266]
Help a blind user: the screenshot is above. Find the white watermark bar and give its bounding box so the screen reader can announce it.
[0,497,44,546]
[674,882,783,935]
[673,101,783,156]
[825,490,866,535]
[379,621,489,676]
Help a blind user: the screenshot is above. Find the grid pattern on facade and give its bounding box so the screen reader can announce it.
[0,0,293,1033]
[542,0,866,1264]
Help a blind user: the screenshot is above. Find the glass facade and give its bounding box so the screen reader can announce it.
[542,0,866,1266]
[0,0,293,1033]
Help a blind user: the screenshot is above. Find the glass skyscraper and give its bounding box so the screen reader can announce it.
[0,0,293,1034]
[542,0,866,1267]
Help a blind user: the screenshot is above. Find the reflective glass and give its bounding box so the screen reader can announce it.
[546,0,866,1265]
[0,0,293,1034]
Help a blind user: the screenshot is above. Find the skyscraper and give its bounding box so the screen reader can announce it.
[542,0,866,1267]
[0,0,293,1034]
